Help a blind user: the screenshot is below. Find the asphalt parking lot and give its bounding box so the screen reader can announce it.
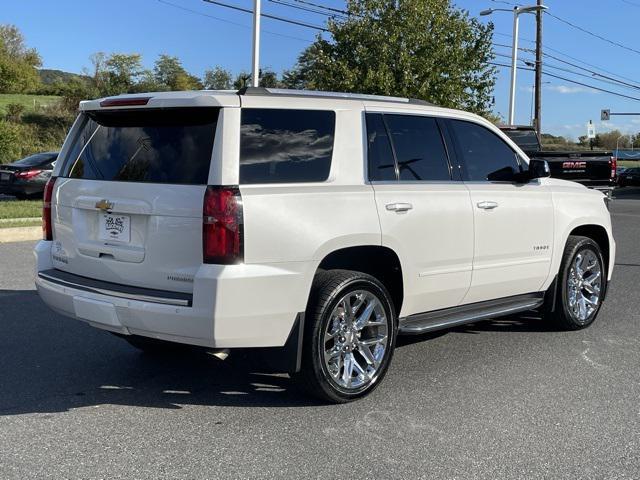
[1,191,639,479]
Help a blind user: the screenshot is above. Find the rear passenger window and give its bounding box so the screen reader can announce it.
[385,115,451,181]
[366,114,396,181]
[240,109,335,184]
[449,120,520,182]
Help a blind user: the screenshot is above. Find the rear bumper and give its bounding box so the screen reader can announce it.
[34,241,314,349]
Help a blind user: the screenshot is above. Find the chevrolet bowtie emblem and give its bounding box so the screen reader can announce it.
[95,199,114,211]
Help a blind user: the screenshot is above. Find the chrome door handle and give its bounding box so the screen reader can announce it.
[386,202,413,213]
[477,201,499,210]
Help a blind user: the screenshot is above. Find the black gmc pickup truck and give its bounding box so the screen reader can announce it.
[500,125,616,196]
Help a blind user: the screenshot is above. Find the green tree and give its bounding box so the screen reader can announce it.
[0,120,22,162]
[0,24,42,93]
[103,53,144,95]
[203,66,232,89]
[283,0,496,115]
[259,69,280,88]
[233,71,252,90]
[154,54,202,91]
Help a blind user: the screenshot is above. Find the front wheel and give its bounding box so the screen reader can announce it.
[545,235,607,330]
[294,270,397,403]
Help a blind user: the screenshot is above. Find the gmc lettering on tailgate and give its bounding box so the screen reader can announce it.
[562,161,587,169]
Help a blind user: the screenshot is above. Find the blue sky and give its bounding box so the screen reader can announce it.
[4,0,640,139]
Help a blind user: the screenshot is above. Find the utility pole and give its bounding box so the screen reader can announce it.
[251,0,261,87]
[533,0,543,134]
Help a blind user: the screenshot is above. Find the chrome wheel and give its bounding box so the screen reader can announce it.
[567,248,602,323]
[322,290,389,390]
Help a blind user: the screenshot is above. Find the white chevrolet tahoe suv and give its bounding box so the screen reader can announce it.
[35,88,615,403]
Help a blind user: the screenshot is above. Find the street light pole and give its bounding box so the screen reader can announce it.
[251,0,261,88]
[508,7,520,125]
[480,4,548,125]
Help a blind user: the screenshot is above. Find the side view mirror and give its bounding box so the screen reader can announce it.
[528,159,551,179]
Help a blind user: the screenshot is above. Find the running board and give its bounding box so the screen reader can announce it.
[398,293,545,335]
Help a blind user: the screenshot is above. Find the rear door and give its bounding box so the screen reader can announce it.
[448,118,554,304]
[367,112,474,316]
[51,107,222,293]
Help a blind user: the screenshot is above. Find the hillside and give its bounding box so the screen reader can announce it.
[38,68,91,86]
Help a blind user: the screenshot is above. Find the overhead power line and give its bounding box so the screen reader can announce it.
[493,31,640,87]
[492,42,640,92]
[157,0,314,43]
[291,0,351,16]
[202,0,329,31]
[489,61,640,102]
[544,11,640,56]
[269,0,347,19]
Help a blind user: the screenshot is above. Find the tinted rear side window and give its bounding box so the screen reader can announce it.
[240,109,335,184]
[449,120,520,182]
[385,115,451,181]
[62,108,218,184]
[366,113,396,181]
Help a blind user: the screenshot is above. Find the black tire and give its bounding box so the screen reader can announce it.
[544,235,607,330]
[294,269,397,403]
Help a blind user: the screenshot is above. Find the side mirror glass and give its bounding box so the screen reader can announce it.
[528,159,551,179]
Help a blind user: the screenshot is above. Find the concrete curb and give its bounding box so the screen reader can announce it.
[0,217,41,224]
[0,226,41,243]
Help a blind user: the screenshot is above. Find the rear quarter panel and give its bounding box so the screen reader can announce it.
[239,106,381,265]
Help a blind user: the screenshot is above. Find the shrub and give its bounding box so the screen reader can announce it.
[5,103,25,122]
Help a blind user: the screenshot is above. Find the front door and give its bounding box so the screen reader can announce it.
[447,118,554,304]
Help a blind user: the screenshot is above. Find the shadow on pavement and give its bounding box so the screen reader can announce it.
[0,289,556,415]
[613,187,640,200]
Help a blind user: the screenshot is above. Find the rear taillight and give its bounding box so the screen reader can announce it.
[203,186,243,264]
[42,176,57,241]
[610,156,617,179]
[15,169,42,179]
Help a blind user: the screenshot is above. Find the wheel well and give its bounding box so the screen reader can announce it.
[317,246,404,316]
[570,224,610,271]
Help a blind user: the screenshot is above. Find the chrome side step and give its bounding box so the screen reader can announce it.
[398,293,545,335]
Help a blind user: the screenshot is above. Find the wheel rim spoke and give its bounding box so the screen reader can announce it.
[322,289,389,390]
[568,248,602,323]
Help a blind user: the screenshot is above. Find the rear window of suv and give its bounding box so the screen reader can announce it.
[240,108,335,184]
[61,108,219,185]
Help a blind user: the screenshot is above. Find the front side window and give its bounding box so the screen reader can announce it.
[449,119,520,182]
[240,109,335,184]
[385,115,451,181]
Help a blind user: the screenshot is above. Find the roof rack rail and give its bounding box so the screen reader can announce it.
[236,86,434,106]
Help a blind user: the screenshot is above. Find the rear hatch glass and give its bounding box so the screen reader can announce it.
[52,107,219,295]
[62,108,218,184]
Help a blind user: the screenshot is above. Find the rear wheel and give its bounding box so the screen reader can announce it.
[545,235,606,330]
[294,270,397,403]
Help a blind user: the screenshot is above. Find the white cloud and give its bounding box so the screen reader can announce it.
[546,85,598,95]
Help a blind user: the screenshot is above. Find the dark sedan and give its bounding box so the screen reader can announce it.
[0,152,58,199]
[617,167,640,188]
